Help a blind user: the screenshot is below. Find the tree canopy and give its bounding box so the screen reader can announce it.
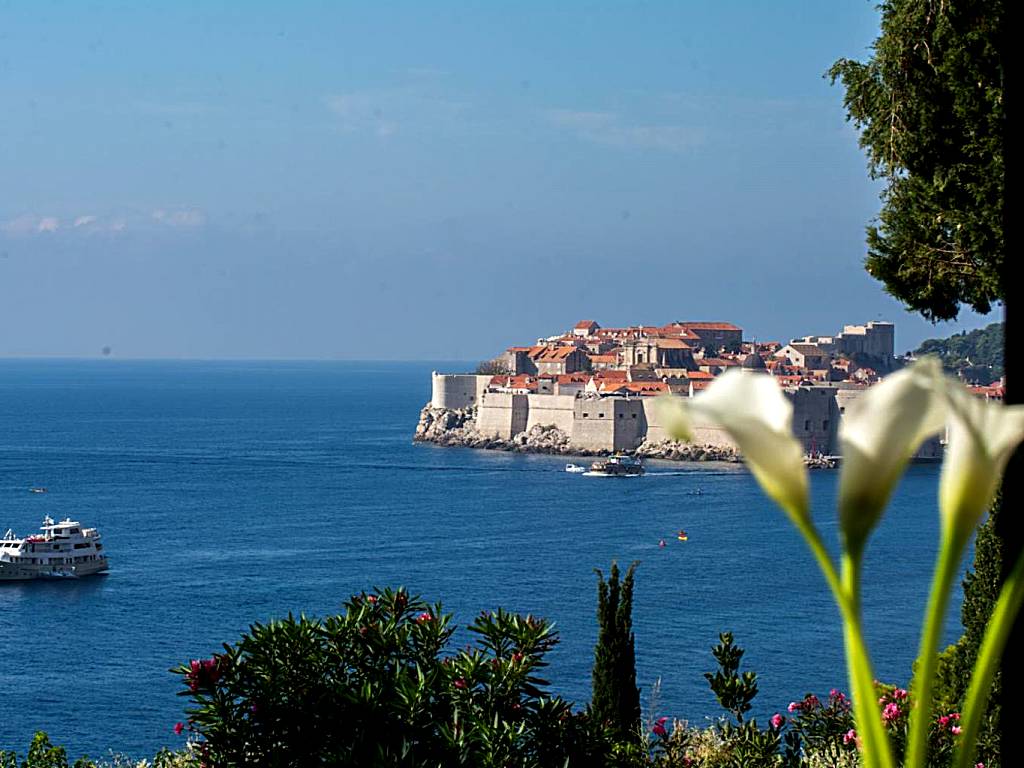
[914,320,1004,380]
[828,0,1004,321]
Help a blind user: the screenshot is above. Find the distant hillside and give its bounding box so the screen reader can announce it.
[914,322,1004,383]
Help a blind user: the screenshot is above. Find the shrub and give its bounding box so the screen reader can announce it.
[173,587,608,767]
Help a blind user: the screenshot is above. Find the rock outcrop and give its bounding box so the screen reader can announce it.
[414,404,593,454]
[414,404,750,463]
[633,438,740,463]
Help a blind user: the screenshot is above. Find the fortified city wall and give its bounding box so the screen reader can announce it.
[430,373,492,409]
[425,373,940,460]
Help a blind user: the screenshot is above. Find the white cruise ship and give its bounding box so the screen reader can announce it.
[0,516,109,581]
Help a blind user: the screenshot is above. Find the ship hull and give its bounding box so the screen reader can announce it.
[0,559,108,582]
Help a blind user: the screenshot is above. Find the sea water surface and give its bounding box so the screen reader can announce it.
[0,360,963,758]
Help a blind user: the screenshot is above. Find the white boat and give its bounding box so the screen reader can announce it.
[0,516,109,581]
[565,463,587,473]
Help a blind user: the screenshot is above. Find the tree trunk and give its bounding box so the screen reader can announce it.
[997,22,1018,764]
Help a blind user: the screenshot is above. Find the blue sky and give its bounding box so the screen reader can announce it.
[0,1,996,360]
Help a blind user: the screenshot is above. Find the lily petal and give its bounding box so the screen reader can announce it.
[940,381,1024,543]
[653,394,693,443]
[661,371,809,521]
[838,357,946,556]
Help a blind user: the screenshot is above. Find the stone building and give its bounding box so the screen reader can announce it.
[534,346,590,375]
[618,337,695,368]
[775,343,829,370]
[670,322,743,352]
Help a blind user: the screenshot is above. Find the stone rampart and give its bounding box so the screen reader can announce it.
[419,372,942,463]
[525,394,577,434]
[431,373,492,410]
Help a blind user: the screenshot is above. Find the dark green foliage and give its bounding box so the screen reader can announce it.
[174,587,607,767]
[700,633,780,767]
[828,0,1004,321]
[915,321,1005,381]
[704,632,758,725]
[935,496,1002,766]
[0,733,100,768]
[475,358,509,375]
[591,561,642,743]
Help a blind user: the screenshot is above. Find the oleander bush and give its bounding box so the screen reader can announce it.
[173,587,611,767]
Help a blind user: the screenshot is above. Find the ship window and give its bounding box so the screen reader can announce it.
[583,413,589,418]
[70,528,80,534]
[632,413,637,419]
[74,543,89,549]
[804,420,811,431]
[598,413,605,418]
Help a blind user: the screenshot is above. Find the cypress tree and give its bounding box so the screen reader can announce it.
[591,560,641,742]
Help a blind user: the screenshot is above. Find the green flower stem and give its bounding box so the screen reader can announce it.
[953,547,1024,768]
[841,552,895,768]
[906,531,964,768]
[789,509,892,768]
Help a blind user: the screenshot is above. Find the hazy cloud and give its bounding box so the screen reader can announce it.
[1,208,206,237]
[1,214,43,234]
[546,108,705,153]
[152,208,206,227]
[324,87,470,138]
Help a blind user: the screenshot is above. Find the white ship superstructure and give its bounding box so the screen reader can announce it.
[0,516,109,581]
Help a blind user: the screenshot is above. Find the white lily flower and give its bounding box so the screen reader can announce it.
[838,357,946,554]
[939,381,1024,543]
[657,370,809,520]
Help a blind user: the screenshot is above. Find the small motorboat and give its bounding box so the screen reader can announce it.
[29,487,47,494]
[677,529,689,542]
[565,463,587,473]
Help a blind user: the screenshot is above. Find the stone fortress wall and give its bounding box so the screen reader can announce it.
[430,373,492,409]
[428,373,940,459]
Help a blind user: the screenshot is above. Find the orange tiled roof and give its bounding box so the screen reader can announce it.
[677,322,742,331]
[594,370,629,381]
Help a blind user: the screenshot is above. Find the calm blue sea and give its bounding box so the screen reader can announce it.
[0,360,965,759]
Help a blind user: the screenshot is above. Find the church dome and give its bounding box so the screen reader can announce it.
[741,351,767,371]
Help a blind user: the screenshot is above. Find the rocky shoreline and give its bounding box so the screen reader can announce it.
[413,404,737,462]
[413,404,838,468]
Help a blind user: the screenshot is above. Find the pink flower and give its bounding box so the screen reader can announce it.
[652,723,667,737]
[454,678,467,689]
[657,716,669,725]
[938,715,950,727]
[416,612,433,622]
[804,694,820,709]
[173,722,185,736]
[843,728,857,745]
[892,688,909,700]
[770,713,784,730]
[367,595,377,603]
[882,702,901,722]
[951,725,962,735]
[185,656,224,691]
[787,701,800,712]
[976,763,985,768]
